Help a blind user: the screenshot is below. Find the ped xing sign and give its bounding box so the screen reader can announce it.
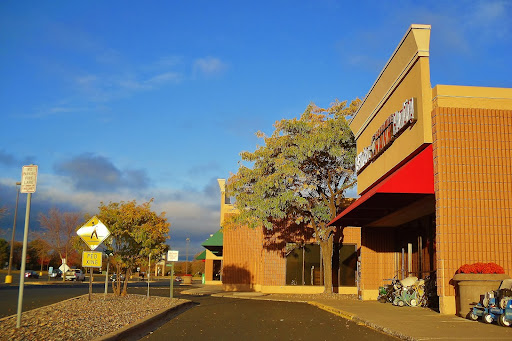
[77,216,110,250]
[82,251,103,268]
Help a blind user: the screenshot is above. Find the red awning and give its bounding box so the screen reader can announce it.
[328,144,434,227]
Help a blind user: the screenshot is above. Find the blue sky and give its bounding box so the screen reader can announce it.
[1,1,511,259]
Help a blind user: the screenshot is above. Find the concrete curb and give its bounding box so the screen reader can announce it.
[94,300,194,341]
[307,301,412,341]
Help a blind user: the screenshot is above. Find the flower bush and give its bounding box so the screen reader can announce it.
[456,262,505,274]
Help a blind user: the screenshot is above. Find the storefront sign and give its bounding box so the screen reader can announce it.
[355,98,416,173]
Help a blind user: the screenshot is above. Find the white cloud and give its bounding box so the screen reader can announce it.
[145,72,182,86]
[32,170,221,235]
[473,0,508,23]
[193,57,227,76]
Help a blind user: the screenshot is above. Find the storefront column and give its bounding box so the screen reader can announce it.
[360,227,396,300]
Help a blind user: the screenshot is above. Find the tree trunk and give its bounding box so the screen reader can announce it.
[121,268,131,296]
[320,237,333,293]
[113,264,121,296]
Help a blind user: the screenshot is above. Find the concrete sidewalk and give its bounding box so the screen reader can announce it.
[182,286,512,341]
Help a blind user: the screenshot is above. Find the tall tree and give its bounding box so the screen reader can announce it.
[227,99,360,293]
[39,208,82,280]
[29,238,52,272]
[97,199,170,296]
[0,238,9,268]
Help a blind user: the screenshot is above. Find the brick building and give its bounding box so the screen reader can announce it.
[218,182,361,294]
[328,24,512,315]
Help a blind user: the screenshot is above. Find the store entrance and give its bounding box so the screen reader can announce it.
[395,213,436,279]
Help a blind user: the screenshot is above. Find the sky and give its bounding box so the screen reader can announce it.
[1,0,511,260]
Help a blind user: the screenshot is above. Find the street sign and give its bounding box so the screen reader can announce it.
[20,165,38,193]
[59,264,70,273]
[82,251,103,268]
[77,216,110,250]
[167,250,179,262]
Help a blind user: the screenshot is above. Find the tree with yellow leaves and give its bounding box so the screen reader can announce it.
[97,199,170,296]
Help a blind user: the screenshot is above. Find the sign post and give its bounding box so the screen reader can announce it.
[103,250,113,299]
[16,165,38,328]
[77,217,110,301]
[167,250,179,299]
[82,251,102,301]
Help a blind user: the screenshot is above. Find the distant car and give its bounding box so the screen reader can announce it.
[110,273,126,282]
[25,270,39,278]
[50,269,62,278]
[174,276,183,282]
[65,269,85,281]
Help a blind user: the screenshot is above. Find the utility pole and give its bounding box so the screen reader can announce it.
[185,238,190,275]
[5,182,21,284]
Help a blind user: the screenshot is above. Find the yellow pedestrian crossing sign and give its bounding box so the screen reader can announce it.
[77,216,110,250]
[82,251,103,268]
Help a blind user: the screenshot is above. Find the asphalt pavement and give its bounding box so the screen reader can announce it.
[140,294,397,341]
[3,279,512,340]
[182,286,512,341]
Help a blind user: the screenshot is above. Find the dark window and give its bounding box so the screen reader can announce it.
[338,244,357,286]
[213,260,222,281]
[286,244,321,285]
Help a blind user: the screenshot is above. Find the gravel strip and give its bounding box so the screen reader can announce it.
[0,293,189,341]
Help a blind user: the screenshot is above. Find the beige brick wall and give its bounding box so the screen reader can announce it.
[222,220,361,289]
[432,107,512,297]
[360,227,396,290]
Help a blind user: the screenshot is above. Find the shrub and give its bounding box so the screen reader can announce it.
[456,262,505,274]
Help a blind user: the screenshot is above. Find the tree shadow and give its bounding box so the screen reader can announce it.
[262,219,315,256]
[222,265,255,291]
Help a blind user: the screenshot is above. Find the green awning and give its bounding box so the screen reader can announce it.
[201,229,223,257]
[201,229,223,247]
[195,250,206,260]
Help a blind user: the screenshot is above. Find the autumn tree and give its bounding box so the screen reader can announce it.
[97,199,170,296]
[0,238,9,268]
[39,208,82,279]
[227,99,360,293]
[28,238,52,272]
[190,259,205,276]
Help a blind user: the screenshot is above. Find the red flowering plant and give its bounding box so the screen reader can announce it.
[456,262,505,274]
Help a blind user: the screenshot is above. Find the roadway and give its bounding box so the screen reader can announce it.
[0,281,397,340]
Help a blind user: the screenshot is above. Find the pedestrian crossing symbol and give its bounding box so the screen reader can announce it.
[77,216,110,250]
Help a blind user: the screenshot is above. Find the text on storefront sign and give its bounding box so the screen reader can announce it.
[355,98,416,173]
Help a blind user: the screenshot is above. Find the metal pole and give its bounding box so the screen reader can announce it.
[401,248,405,280]
[170,263,174,299]
[6,182,21,284]
[147,253,151,299]
[407,243,412,277]
[185,238,190,275]
[16,192,31,328]
[104,258,109,299]
[88,267,92,301]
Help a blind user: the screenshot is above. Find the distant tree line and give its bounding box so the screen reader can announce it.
[1,199,170,297]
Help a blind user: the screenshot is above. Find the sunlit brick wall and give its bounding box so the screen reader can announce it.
[433,107,512,297]
[205,259,213,281]
[222,225,263,287]
[360,227,397,290]
[342,227,361,246]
